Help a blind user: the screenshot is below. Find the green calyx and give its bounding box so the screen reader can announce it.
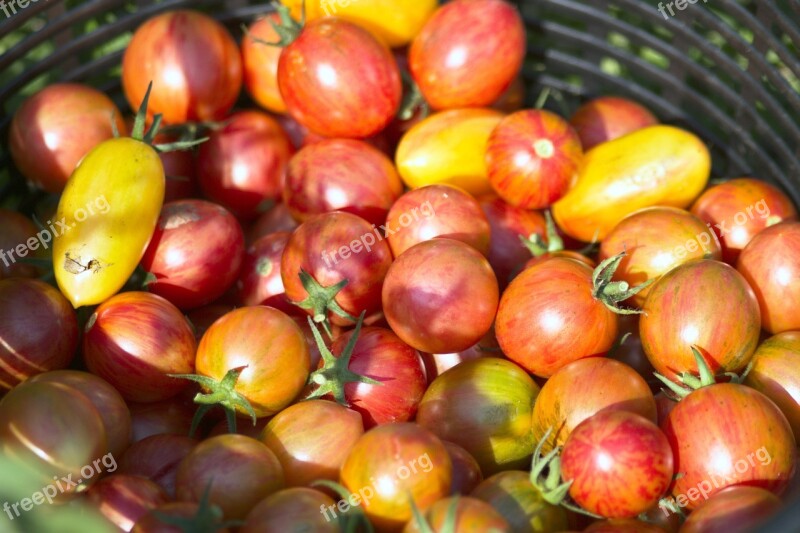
[311,480,374,533]
[409,495,459,533]
[292,269,357,337]
[305,311,382,406]
[125,81,208,152]
[654,346,753,400]
[591,251,653,315]
[243,2,304,48]
[154,481,242,532]
[168,366,258,437]
[398,68,430,121]
[521,211,564,257]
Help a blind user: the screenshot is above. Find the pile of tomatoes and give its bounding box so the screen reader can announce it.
[2,0,800,532]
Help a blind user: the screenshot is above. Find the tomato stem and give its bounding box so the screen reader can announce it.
[311,480,375,533]
[521,211,564,257]
[129,80,208,152]
[244,2,304,48]
[653,346,753,401]
[591,251,653,314]
[292,269,358,337]
[154,480,242,532]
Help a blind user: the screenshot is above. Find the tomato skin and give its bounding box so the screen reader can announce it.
[278,19,401,138]
[196,306,310,417]
[122,10,241,124]
[247,202,299,243]
[679,486,781,533]
[283,139,403,226]
[383,238,499,354]
[409,0,525,109]
[736,221,800,334]
[242,14,286,114]
[241,487,338,533]
[561,411,673,518]
[128,398,195,443]
[403,496,511,533]
[132,502,231,533]
[470,471,569,533]
[691,178,797,264]
[584,520,667,532]
[118,434,197,499]
[552,125,711,242]
[396,108,504,196]
[340,423,452,532]
[443,441,483,495]
[260,400,364,487]
[662,383,796,509]
[9,83,126,193]
[569,96,658,151]
[486,110,583,209]
[236,231,293,311]
[83,291,197,403]
[531,357,657,454]
[744,331,800,440]
[420,326,500,384]
[417,358,539,475]
[387,184,491,257]
[640,259,760,381]
[599,207,722,306]
[0,209,45,280]
[0,279,78,393]
[86,474,169,533]
[496,257,618,377]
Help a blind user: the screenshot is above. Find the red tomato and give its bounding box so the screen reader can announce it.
[403,496,511,532]
[486,110,583,209]
[0,209,45,279]
[283,139,403,226]
[9,83,126,192]
[531,357,657,453]
[241,487,338,533]
[185,304,235,342]
[340,423,452,531]
[277,18,401,138]
[86,474,168,533]
[691,178,797,264]
[140,199,245,310]
[246,202,298,244]
[382,238,499,354]
[409,0,525,109]
[260,400,364,487]
[242,14,287,114]
[118,434,198,498]
[561,410,673,518]
[122,10,242,124]
[83,291,197,402]
[0,279,78,393]
[158,137,197,203]
[679,486,781,533]
[128,398,195,443]
[736,221,800,333]
[569,96,658,150]
[197,111,294,219]
[640,259,760,381]
[583,519,667,533]
[132,502,231,533]
[236,231,293,311]
[420,326,500,384]
[443,441,483,495]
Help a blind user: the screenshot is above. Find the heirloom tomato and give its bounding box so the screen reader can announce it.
[569,96,658,150]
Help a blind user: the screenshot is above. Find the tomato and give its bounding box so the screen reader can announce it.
[283,139,403,226]
[29,370,132,458]
[128,398,196,443]
[599,207,722,306]
[404,496,510,532]
[122,10,241,124]
[140,199,245,310]
[281,212,393,327]
[495,257,619,377]
[417,358,539,475]
[242,14,286,114]
[387,184,490,257]
[132,502,231,533]
[246,202,298,244]
[662,383,796,509]
[744,331,800,440]
[241,487,338,533]
[552,125,711,242]
[158,142,197,204]
[383,238,499,353]
[690,177,797,264]
[260,400,363,487]
[736,221,800,333]
[83,291,196,403]
[609,315,660,392]
[679,486,781,533]
[531,357,656,454]
[583,519,667,532]
[276,17,401,138]
[9,83,126,193]
[340,423,452,531]
[195,306,310,418]
[420,326,500,384]
[470,471,569,533]
[175,434,284,520]
[185,304,235,342]
[561,410,673,518]
[443,441,483,495]
[0,209,45,280]
[0,380,106,499]
[396,108,504,197]
[409,0,525,109]
[486,110,583,209]
[197,111,294,219]
[118,434,198,498]
[569,96,658,150]
[236,231,292,311]
[0,279,77,393]
[86,474,168,532]
[640,259,760,381]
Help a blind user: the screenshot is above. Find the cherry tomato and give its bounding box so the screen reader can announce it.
[118,434,198,498]
[0,209,45,280]
[86,474,168,533]
[246,202,299,244]
[128,398,196,443]
[403,496,511,532]
[569,96,658,150]
[443,441,483,495]
[679,486,781,533]
[241,487,338,533]
[242,14,287,114]
[132,502,231,533]
[236,231,293,311]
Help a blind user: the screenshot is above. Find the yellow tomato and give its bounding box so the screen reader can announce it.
[396,108,504,197]
[280,0,437,48]
[53,138,164,308]
[552,125,711,242]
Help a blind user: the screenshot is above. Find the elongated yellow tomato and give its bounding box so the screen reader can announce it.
[396,108,504,197]
[54,137,164,308]
[552,125,711,242]
[280,0,437,47]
